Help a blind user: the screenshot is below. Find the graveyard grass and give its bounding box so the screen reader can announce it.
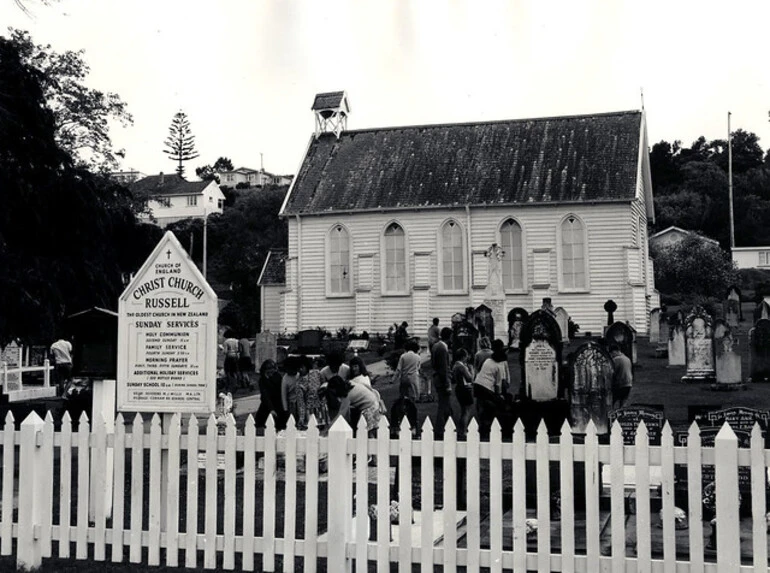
[3,308,769,572]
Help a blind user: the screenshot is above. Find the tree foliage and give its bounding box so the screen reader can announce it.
[651,235,738,306]
[0,32,160,345]
[195,156,234,182]
[8,28,132,171]
[163,110,200,177]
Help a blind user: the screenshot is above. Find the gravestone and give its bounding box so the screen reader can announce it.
[507,308,528,349]
[604,299,617,326]
[649,308,661,345]
[541,297,556,317]
[452,316,478,357]
[681,307,715,384]
[554,307,570,344]
[626,322,638,364]
[569,342,614,434]
[605,322,634,364]
[519,310,562,401]
[713,319,742,386]
[255,331,278,370]
[667,316,686,366]
[749,319,770,383]
[658,313,670,346]
[724,286,741,327]
[753,298,770,323]
[297,329,323,354]
[483,244,506,339]
[0,341,22,391]
[608,405,666,445]
[474,304,495,343]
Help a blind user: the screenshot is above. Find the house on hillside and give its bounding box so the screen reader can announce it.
[257,249,287,332]
[649,226,719,250]
[217,167,281,188]
[131,173,226,228]
[111,170,146,184]
[732,246,770,269]
[275,91,659,336]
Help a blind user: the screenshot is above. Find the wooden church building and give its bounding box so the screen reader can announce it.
[262,91,659,336]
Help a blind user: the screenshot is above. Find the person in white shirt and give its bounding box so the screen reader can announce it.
[393,339,421,400]
[50,336,73,395]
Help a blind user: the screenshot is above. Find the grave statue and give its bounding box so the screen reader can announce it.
[483,243,506,338]
[681,306,716,384]
[604,300,617,326]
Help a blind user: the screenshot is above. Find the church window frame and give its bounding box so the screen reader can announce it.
[381,221,409,296]
[437,218,467,294]
[557,213,590,292]
[326,223,353,297]
[497,217,527,292]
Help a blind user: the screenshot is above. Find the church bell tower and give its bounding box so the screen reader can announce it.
[311,91,350,139]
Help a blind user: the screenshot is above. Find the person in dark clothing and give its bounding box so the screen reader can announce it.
[431,327,455,437]
[254,359,286,429]
[394,321,410,350]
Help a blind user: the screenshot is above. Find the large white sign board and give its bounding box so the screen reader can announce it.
[117,231,217,414]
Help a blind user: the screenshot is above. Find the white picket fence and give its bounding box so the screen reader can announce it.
[1,411,769,572]
[0,360,56,402]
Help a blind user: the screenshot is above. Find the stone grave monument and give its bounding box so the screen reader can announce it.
[507,307,528,349]
[568,342,614,434]
[753,298,770,323]
[724,286,742,327]
[608,405,666,445]
[668,315,686,366]
[681,306,715,384]
[541,297,556,317]
[0,340,22,392]
[605,321,635,364]
[603,299,617,332]
[483,243,506,338]
[452,313,478,357]
[256,331,278,370]
[749,318,770,383]
[649,308,661,344]
[713,319,742,388]
[474,303,495,343]
[519,310,563,401]
[554,307,570,344]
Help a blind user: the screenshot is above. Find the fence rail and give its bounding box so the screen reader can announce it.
[1,411,768,572]
[1,360,55,402]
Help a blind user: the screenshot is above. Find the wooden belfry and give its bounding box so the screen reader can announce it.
[312,90,350,139]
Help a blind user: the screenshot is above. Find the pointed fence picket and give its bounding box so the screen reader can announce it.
[3,410,770,572]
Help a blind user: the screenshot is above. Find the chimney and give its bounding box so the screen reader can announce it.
[311,91,350,139]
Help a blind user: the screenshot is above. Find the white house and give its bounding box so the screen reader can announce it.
[275,92,659,337]
[131,174,226,228]
[649,226,719,250]
[218,167,279,188]
[732,246,770,269]
[257,249,287,332]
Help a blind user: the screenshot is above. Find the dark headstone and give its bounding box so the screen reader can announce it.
[605,321,634,363]
[507,307,528,349]
[749,319,770,383]
[541,298,555,316]
[681,306,715,384]
[519,310,563,401]
[297,329,323,354]
[753,299,770,323]
[608,405,666,445]
[604,299,618,326]
[569,342,614,434]
[724,286,741,327]
[66,307,118,378]
[474,304,494,342]
[452,317,478,357]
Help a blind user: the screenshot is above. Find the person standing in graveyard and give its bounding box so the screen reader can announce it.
[452,348,475,439]
[298,356,328,431]
[474,336,494,372]
[473,339,511,434]
[255,359,286,429]
[609,344,633,409]
[222,331,240,392]
[280,356,302,429]
[431,327,455,437]
[50,335,73,396]
[428,318,441,354]
[320,351,350,383]
[392,339,421,400]
[237,334,253,389]
[394,321,410,350]
[326,375,381,438]
[348,356,374,389]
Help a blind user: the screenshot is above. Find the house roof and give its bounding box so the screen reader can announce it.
[258,249,287,286]
[312,91,346,110]
[650,226,719,246]
[131,174,214,197]
[282,110,643,216]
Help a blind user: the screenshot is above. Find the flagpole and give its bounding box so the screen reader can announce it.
[728,111,735,249]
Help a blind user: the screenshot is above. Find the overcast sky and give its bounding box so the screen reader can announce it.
[4,0,770,178]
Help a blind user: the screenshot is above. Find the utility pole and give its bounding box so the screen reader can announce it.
[203,207,208,280]
[728,112,735,249]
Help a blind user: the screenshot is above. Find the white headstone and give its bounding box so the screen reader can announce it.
[255,331,278,370]
[483,244,506,334]
[649,308,661,344]
[554,307,569,344]
[117,231,218,414]
[681,309,715,383]
[668,323,685,366]
[714,322,742,385]
[1,341,22,391]
[525,339,558,401]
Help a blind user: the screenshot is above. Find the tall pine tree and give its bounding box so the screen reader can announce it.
[163,110,199,177]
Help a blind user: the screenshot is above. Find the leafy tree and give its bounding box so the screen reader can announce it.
[163,110,200,177]
[8,28,132,171]
[651,235,738,306]
[195,156,234,182]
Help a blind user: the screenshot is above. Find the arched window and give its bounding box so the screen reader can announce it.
[560,215,587,290]
[500,218,524,291]
[383,223,407,293]
[440,220,465,292]
[328,224,351,295]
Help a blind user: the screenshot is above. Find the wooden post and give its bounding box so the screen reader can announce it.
[43,359,50,388]
[715,423,740,571]
[17,412,47,570]
[90,379,116,521]
[327,417,353,573]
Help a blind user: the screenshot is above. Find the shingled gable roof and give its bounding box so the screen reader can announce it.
[130,174,214,197]
[312,91,346,110]
[257,249,287,286]
[281,110,643,216]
